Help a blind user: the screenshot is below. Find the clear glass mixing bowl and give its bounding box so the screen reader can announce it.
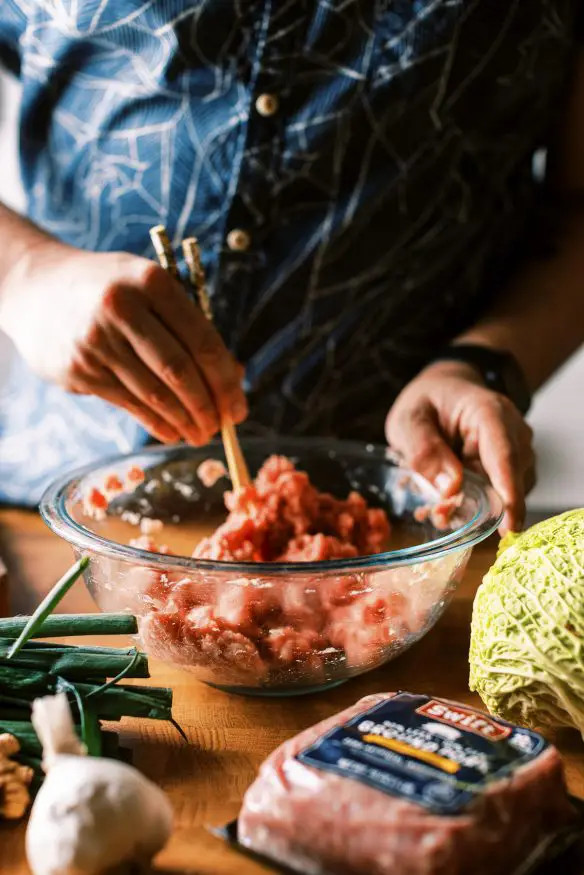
[40,438,503,696]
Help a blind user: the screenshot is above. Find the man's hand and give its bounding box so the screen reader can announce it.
[385,361,535,535]
[0,241,247,445]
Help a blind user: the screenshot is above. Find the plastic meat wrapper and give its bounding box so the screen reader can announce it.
[214,806,584,875]
[214,692,584,875]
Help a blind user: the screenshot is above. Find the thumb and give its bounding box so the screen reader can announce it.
[387,404,463,496]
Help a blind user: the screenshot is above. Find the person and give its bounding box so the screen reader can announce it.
[0,3,582,535]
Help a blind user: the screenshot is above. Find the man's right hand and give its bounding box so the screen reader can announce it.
[0,241,247,445]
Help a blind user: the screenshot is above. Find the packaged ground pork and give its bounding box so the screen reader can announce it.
[230,692,582,875]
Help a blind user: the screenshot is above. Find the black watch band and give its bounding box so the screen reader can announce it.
[430,344,532,416]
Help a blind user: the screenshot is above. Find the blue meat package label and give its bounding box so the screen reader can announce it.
[296,692,547,815]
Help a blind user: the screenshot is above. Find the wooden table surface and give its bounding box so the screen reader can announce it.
[1,508,583,874]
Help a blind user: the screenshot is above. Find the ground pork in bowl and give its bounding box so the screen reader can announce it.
[40,438,502,695]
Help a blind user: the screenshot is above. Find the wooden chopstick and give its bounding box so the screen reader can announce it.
[182,236,251,491]
[149,224,180,280]
[150,226,250,490]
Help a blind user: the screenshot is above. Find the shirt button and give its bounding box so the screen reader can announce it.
[255,93,279,117]
[226,228,251,252]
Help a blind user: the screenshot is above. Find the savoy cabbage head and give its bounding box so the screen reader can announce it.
[469,509,584,735]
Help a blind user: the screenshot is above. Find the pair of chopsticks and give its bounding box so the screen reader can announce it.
[149,225,251,491]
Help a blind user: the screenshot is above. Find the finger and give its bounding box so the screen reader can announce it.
[468,455,531,526]
[70,368,181,444]
[81,325,202,444]
[466,417,536,500]
[106,290,220,442]
[151,287,248,424]
[476,410,525,535]
[101,329,206,445]
[137,264,247,423]
[386,402,463,496]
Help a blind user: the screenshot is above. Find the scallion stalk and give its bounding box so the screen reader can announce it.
[0,645,149,680]
[13,752,43,773]
[0,669,173,721]
[0,558,175,806]
[7,558,90,658]
[0,720,127,760]
[58,678,103,757]
[85,650,145,697]
[67,681,173,722]
[0,613,138,639]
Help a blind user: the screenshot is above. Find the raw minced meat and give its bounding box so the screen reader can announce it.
[139,518,164,536]
[193,455,391,562]
[83,465,146,520]
[99,455,465,686]
[414,493,464,529]
[197,458,228,488]
[138,555,465,686]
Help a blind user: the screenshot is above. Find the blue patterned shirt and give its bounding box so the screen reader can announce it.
[0,1,579,504]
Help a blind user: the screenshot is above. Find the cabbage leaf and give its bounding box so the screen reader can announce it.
[469,509,584,735]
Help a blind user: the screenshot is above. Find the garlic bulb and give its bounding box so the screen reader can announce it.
[26,693,173,875]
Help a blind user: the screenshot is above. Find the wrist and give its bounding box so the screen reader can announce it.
[0,235,69,324]
[0,237,70,340]
[420,358,485,385]
[453,325,536,391]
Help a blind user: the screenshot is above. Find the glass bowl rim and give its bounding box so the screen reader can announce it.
[39,437,503,575]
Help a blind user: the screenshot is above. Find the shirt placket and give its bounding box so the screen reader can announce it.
[214,0,303,352]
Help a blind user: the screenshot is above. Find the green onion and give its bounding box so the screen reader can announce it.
[7,558,90,658]
[0,669,172,722]
[85,650,144,697]
[170,717,188,742]
[29,775,43,797]
[14,744,131,795]
[0,560,175,804]
[13,752,43,773]
[0,706,30,721]
[0,666,68,697]
[70,682,173,722]
[0,639,69,649]
[58,678,102,757]
[0,720,127,760]
[0,693,32,711]
[0,645,149,680]
[0,613,138,639]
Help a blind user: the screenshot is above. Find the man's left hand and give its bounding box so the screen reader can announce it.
[385,360,535,536]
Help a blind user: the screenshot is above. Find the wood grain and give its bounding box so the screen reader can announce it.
[0,509,582,874]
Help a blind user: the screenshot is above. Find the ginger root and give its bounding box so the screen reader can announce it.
[0,732,33,820]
